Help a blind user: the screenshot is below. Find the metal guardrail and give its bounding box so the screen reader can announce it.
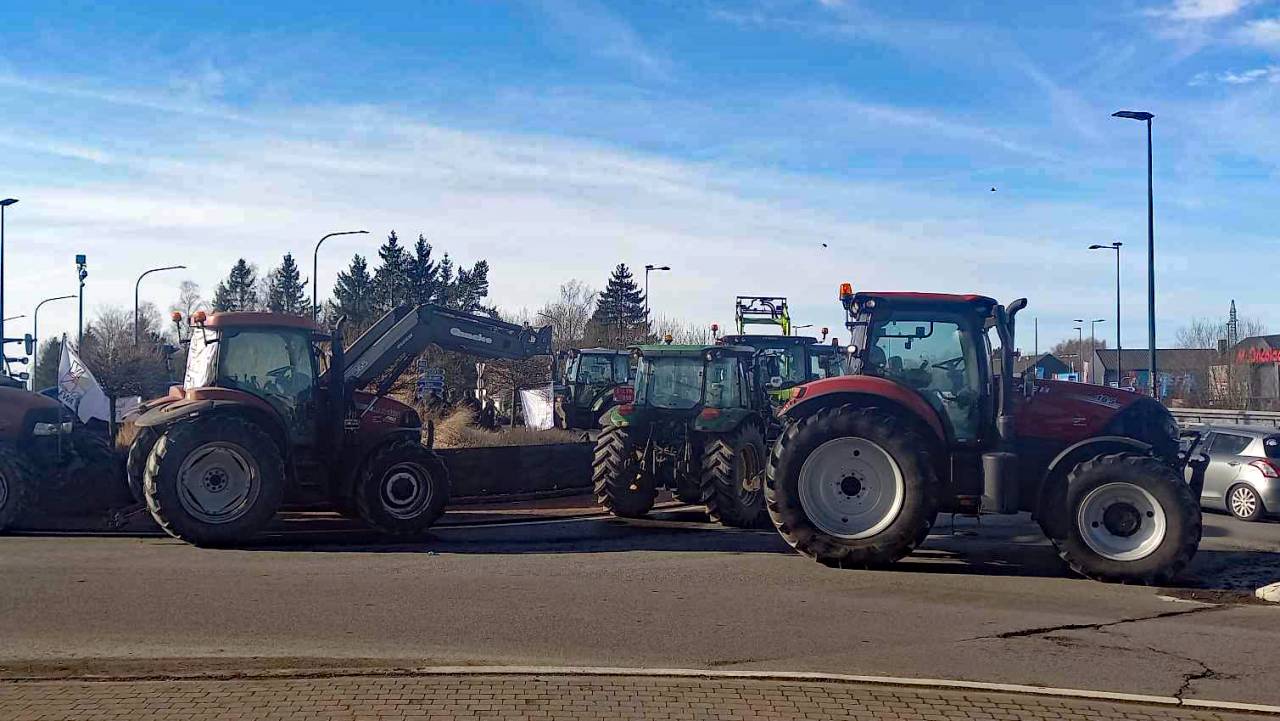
[1170,407,1280,429]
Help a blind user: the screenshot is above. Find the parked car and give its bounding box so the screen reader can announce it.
[1182,424,1280,522]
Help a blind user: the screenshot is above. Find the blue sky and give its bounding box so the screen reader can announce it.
[0,0,1277,351]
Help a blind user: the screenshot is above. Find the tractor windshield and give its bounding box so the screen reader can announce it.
[811,348,845,379]
[217,329,316,412]
[572,353,626,385]
[183,327,219,389]
[756,345,807,387]
[637,356,743,409]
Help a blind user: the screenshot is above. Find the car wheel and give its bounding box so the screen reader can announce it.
[1227,483,1265,522]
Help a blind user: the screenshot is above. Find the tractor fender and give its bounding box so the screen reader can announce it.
[133,399,291,461]
[780,376,946,443]
[1033,435,1153,535]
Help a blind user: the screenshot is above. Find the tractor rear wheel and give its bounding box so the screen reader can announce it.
[144,415,285,547]
[700,423,768,528]
[766,405,939,568]
[0,443,35,532]
[127,427,160,504]
[593,425,655,518]
[1053,452,1200,585]
[355,441,450,536]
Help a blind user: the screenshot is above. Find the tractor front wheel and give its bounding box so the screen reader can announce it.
[355,441,450,536]
[700,423,768,528]
[144,416,285,547]
[0,444,35,532]
[127,427,160,504]
[766,405,938,567]
[1054,452,1200,585]
[593,425,655,518]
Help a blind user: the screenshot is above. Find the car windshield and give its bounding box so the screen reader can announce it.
[1265,436,1280,459]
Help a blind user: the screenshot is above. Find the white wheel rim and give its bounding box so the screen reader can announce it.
[381,462,433,520]
[176,442,260,524]
[1076,482,1167,562]
[1230,486,1258,519]
[798,437,905,540]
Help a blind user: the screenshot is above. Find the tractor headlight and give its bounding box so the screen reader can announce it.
[33,421,73,436]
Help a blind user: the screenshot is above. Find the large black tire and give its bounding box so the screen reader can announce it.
[766,405,939,568]
[593,425,655,518]
[144,415,286,547]
[0,443,35,532]
[1052,452,1200,585]
[354,440,450,536]
[700,423,768,528]
[127,427,160,504]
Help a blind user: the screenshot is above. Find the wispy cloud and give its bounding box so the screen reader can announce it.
[1236,17,1280,47]
[1190,64,1280,83]
[1148,0,1253,21]
[529,0,671,78]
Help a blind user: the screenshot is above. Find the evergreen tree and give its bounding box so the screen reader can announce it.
[332,253,377,330]
[409,234,440,306]
[372,231,413,312]
[34,337,62,391]
[451,259,491,313]
[212,259,260,312]
[265,252,311,316]
[435,252,455,308]
[591,263,647,346]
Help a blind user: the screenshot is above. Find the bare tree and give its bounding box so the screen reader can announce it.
[650,315,713,345]
[1176,316,1269,349]
[171,280,206,323]
[79,306,172,433]
[536,280,596,351]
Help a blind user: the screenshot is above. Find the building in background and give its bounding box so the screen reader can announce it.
[1218,334,1280,410]
[1090,348,1219,405]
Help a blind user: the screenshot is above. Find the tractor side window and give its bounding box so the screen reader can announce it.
[703,358,742,408]
[869,316,982,441]
[612,355,632,383]
[219,330,315,414]
[579,355,615,384]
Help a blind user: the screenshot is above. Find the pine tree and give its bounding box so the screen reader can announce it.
[435,253,456,308]
[591,263,647,346]
[451,260,491,313]
[265,252,311,316]
[372,231,413,313]
[332,253,376,330]
[212,259,260,312]
[409,234,440,306]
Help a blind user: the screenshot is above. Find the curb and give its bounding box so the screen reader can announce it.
[7,665,1279,715]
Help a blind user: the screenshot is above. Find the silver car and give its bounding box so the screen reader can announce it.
[1183,424,1280,522]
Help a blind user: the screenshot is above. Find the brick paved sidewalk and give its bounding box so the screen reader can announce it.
[0,673,1264,721]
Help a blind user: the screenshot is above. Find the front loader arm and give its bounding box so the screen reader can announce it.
[341,304,553,390]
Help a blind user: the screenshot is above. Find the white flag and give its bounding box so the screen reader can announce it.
[519,385,555,431]
[57,338,111,424]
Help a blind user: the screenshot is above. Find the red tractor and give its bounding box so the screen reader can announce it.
[127,305,551,546]
[766,287,1200,584]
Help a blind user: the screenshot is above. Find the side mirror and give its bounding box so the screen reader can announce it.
[16,372,29,381]
[769,376,784,388]
[23,334,34,356]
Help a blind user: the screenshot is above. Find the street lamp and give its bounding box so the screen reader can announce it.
[1089,241,1122,385]
[0,198,18,358]
[1112,110,1157,397]
[1073,325,1083,375]
[2,315,23,322]
[135,265,186,345]
[1089,318,1105,383]
[312,230,369,321]
[76,254,87,346]
[643,264,670,317]
[31,295,74,390]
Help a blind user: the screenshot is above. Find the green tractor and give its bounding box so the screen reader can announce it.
[553,348,633,430]
[592,344,770,528]
[717,333,844,406]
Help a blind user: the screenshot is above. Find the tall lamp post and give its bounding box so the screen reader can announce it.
[1073,325,1083,376]
[135,265,186,344]
[312,230,369,321]
[75,255,87,346]
[1112,110,1157,397]
[643,264,670,318]
[1089,318,1106,383]
[0,198,18,358]
[31,295,74,390]
[1089,241,1122,386]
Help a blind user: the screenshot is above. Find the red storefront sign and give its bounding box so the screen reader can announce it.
[1236,347,1280,364]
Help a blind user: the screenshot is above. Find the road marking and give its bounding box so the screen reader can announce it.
[18,665,1279,714]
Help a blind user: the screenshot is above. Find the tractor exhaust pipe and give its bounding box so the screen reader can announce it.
[984,298,1028,515]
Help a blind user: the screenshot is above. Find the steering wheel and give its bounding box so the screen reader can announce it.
[932,356,965,372]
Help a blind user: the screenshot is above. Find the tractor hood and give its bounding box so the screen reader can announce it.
[1015,379,1169,446]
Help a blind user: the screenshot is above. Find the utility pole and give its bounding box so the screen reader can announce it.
[76,255,88,346]
[1112,110,1157,397]
[31,295,75,390]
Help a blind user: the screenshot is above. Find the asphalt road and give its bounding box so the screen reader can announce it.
[2,501,1279,706]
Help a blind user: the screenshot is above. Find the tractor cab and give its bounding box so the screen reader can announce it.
[554,347,634,429]
[628,344,757,416]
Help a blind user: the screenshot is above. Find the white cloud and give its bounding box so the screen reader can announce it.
[1189,64,1280,83]
[1150,0,1252,20]
[1237,17,1280,46]
[529,0,671,77]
